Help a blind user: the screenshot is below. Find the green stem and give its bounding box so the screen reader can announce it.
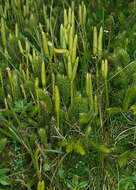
[57,112,60,129]
[71,81,73,104]
[35,149,41,181]
[105,79,109,108]
[9,80,14,101]
[98,92,103,132]
[50,152,69,189]
[96,59,99,90]
[49,58,55,100]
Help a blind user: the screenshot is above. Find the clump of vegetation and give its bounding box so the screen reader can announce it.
[0,0,136,189]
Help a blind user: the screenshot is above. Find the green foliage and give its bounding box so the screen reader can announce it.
[119,170,136,190]
[60,138,85,156]
[66,175,88,190]
[0,0,136,189]
[38,128,47,147]
[68,92,82,121]
[0,168,10,187]
[123,86,136,112]
[56,74,70,106]
[37,89,52,113]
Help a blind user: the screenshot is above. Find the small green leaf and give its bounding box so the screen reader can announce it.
[107,107,122,115]
[59,141,68,147]
[0,177,10,186]
[79,112,92,125]
[118,151,130,167]
[66,143,73,153]
[90,140,110,154]
[74,142,85,155]
[66,180,75,189]
[131,104,136,115]
[58,168,65,179]
[78,181,88,188]
[43,163,50,172]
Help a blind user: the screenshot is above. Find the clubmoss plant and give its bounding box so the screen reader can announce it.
[0,0,136,189]
[86,73,94,112]
[101,59,109,107]
[55,85,60,129]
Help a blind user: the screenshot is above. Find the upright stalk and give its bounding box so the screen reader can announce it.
[96,58,99,90]
[105,78,109,108]
[70,81,73,104]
